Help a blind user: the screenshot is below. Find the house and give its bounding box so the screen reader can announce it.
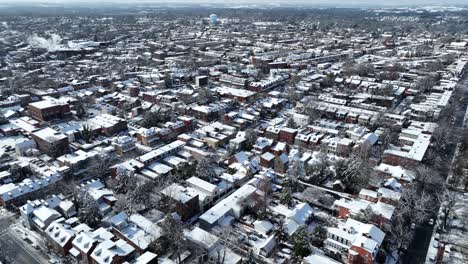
[186,176,222,201]
[45,221,76,255]
[90,238,135,264]
[71,227,114,263]
[160,183,200,221]
[57,149,99,175]
[284,203,314,236]
[279,127,297,144]
[325,218,385,264]
[108,212,159,254]
[31,206,62,230]
[260,152,275,168]
[199,184,257,230]
[80,179,117,215]
[185,227,242,264]
[229,151,260,174]
[136,127,158,146]
[253,137,274,153]
[113,136,136,155]
[334,198,395,227]
[20,195,63,229]
[274,153,289,174]
[87,114,128,136]
[271,142,289,156]
[265,126,280,141]
[374,163,415,185]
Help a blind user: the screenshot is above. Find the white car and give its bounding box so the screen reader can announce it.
[433,241,439,248]
[428,219,434,226]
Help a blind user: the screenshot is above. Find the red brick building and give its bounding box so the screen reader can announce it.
[31,127,69,157]
[28,100,71,122]
[279,127,297,145]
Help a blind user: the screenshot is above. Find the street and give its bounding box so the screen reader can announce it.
[401,225,434,264]
[402,79,468,264]
[0,213,49,264]
[0,230,48,264]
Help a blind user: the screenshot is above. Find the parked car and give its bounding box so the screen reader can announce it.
[428,218,434,226]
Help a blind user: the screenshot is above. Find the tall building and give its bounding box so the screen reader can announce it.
[209,14,217,26]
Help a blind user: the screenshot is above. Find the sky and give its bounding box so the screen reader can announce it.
[2,0,468,6]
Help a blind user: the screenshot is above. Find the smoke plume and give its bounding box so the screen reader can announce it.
[28,33,63,52]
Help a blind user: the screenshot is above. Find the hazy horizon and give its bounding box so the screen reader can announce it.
[2,0,468,8]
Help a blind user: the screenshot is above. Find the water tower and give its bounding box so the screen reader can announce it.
[209,14,218,26]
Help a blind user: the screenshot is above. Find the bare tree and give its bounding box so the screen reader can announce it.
[211,226,237,264]
[244,128,257,150]
[301,187,335,207]
[195,157,217,182]
[197,87,213,104]
[414,75,437,93]
[304,100,321,124]
[91,155,111,179]
[141,111,168,128]
[414,165,445,193]
[111,168,137,194]
[126,181,159,214]
[159,214,187,264]
[287,160,304,192]
[383,214,413,256]
[77,192,102,228]
[334,155,372,193]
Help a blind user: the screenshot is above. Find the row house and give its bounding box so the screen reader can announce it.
[248,74,288,92]
[20,195,76,230]
[325,218,385,264]
[136,127,158,146]
[279,127,297,145]
[374,163,415,187]
[265,126,280,141]
[137,140,186,166]
[87,114,128,137]
[333,198,395,228]
[216,86,257,103]
[0,173,63,207]
[45,221,76,256]
[112,136,136,155]
[358,187,401,207]
[253,137,274,154]
[190,104,226,122]
[108,212,159,254]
